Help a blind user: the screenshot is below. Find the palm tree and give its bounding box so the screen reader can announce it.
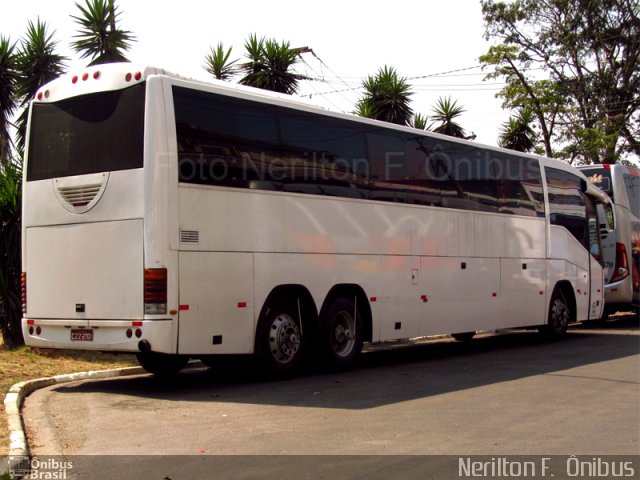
[239,34,305,94]
[14,19,66,153]
[356,66,413,126]
[430,96,474,139]
[71,0,135,66]
[0,36,18,162]
[498,107,538,152]
[204,42,237,81]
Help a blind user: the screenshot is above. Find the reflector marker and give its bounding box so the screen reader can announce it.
[132,321,143,327]
[179,305,190,311]
[492,292,497,297]
[539,291,544,295]
[370,297,377,302]
[420,295,428,303]
[27,319,35,325]
[237,302,247,308]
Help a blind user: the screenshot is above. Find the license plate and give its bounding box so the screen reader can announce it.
[70,329,93,341]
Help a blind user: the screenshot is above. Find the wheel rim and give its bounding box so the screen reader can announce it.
[330,310,356,357]
[551,297,570,330]
[268,313,301,364]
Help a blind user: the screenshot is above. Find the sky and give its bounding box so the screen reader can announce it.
[0,0,510,147]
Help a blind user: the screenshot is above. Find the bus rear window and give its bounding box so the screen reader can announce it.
[27,84,145,181]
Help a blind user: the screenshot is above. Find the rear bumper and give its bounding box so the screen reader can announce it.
[22,318,176,353]
[604,277,634,305]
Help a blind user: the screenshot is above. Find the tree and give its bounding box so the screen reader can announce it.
[14,19,66,153]
[356,65,414,126]
[0,36,18,162]
[71,0,135,66]
[499,107,538,152]
[204,42,237,81]
[480,0,640,164]
[239,34,306,94]
[411,112,429,130]
[430,96,475,139]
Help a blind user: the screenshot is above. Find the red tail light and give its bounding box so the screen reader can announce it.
[144,268,167,314]
[21,272,27,314]
[610,243,629,283]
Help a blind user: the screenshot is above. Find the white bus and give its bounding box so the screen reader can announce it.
[579,163,640,316]
[21,63,608,376]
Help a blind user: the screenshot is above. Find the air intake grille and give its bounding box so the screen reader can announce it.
[180,230,199,244]
[57,184,102,207]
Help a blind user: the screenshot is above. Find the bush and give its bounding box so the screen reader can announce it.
[0,161,23,346]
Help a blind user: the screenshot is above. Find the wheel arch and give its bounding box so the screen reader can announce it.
[550,280,577,324]
[319,284,373,342]
[254,284,319,354]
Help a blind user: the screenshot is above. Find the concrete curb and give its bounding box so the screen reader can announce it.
[2,366,144,475]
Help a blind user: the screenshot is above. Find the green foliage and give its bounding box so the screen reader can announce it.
[411,112,429,130]
[71,0,135,66]
[499,106,537,152]
[356,65,414,126]
[0,36,18,161]
[239,34,305,94]
[204,42,237,81]
[430,96,474,139]
[0,161,23,346]
[480,0,640,164]
[14,19,66,153]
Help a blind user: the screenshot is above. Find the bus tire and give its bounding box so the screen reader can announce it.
[257,300,306,377]
[540,287,572,338]
[136,352,189,376]
[452,331,475,342]
[321,296,364,370]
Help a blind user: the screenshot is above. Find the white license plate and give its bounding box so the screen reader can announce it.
[70,329,93,341]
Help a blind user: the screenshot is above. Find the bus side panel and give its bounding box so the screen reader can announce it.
[177,252,254,354]
[499,259,547,328]
[589,254,605,320]
[420,256,500,336]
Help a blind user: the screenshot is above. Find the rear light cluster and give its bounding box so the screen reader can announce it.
[126,321,143,339]
[610,243,629,283]
[26,319,41,336]
[21,272,27,314]
[144,268,167,315]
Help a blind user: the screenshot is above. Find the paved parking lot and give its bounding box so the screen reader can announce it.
[23,316,639,461]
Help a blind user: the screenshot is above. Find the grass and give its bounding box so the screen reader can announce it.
[0,337,136,454]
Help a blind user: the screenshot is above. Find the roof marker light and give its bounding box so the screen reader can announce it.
[82,72,89,81]
[36,92,43,100]
[44,90,50,99]
[93,71,100,79]
[125,73,132,82]
[72,75,78,84]
[134,71,142,81]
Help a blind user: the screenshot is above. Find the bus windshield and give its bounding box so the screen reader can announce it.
[27,83,145,181]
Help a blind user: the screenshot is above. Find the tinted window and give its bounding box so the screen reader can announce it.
[622,172,640,218]
[27,84,145,181]
[173,85,544,217]
[545,167,587,247]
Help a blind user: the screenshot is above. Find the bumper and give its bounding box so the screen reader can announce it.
[21,318,177,353]
[604,277,634,305]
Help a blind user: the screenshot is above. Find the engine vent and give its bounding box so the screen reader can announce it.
[180,230,199,244]
[53,173,108,213]
[57,184,102,207]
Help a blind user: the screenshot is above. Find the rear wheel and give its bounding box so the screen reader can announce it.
[257,300,306,377]
[540,287,572,338]
[136,352,189,376]
[451,331,475,342]
[320,296,363,370]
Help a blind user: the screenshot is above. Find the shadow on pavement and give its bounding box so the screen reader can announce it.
[52,315,639,410]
